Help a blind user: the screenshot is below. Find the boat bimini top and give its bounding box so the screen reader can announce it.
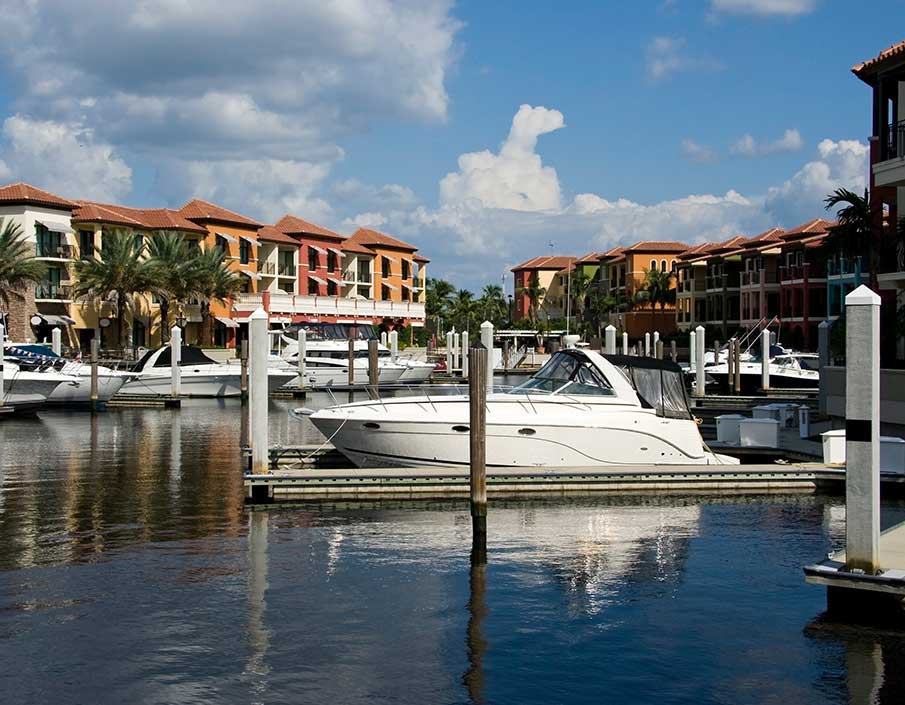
[507,349,694,421]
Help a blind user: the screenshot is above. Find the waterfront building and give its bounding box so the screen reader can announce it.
[738,228,784,330]
[611,241,686,338]
[852,40,905,361]
[511,255,576,322]
[777,219,833,350]
[0,183,78,343]
[345,228,427,306]
[673,243,713,333]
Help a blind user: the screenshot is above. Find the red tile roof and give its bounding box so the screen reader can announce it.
[511,255,576,271]
[675,242,716,261]
[257,225,298,245]
[348,227,419,252]
[576,251,603,264]
[853,40,905,83]
[779,218,836,240]
[274,214,343,240]
[599,246,625,260]
[179,199,262,228]
[341,239,376,256]
[72,201,207,233]
[0,182,77,210]
[742,227,784,246]
[413,253,430,264]
[624,240,690,253]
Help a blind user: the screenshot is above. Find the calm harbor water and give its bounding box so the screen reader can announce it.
[2,396,905,704]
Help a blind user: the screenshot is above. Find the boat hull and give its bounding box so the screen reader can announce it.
[118,368,295,397]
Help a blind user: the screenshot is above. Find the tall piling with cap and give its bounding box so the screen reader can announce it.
[605,325,616,355]
[446,331,454,375]
[51,327,62,356]
[843,285,881,574]
[644,332,651,357]
[380,331,388,347]
[670,340,677,363]
[761,328,771,392]
[461,331,469,378]
[368,339,379,399]
[689,329,696,368]
[818,320,832,417]
[453,332,461,373]
[348,337,356,387]
[249,308,270,478]
[694,326,705,399]
[90,338,100,411]
[389,330,398,362]
[622,332,628,355]
[468,342,488,562]
[480,321,494,394]
[653,331,660,355]
[170,326,182,398]
[297,328,306,389]
[656,340,663,360]
[714,340,721,366]
[727,337,734,392]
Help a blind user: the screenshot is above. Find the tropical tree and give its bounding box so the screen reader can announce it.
[639,267,674,312]
[73,230,158,350]
[450,289,476,332]
[566,270,594,334]
[518,272,546,325]
[824,188,880,289]
[588,291,628,339]
[146,231,199,342]
[426,277,456,333]
[194,246,242,346]
[478,284,507,326]
[0,219,46,323]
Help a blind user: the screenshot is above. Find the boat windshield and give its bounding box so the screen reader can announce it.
[604,354,693,420]
[509,352,615,396]
[134,346,219,371]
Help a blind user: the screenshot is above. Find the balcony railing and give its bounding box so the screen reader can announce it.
[260,262,277,275]
[36,243,75,259]
[885,119,905,161]
[357,271,372,283]
[35,284,71,300]
[826,256,863,278]
[234,293,425,319]
[279,264,296,277]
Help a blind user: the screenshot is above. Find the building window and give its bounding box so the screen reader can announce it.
[35,224,62,257]
[660,259,667,272]
[402,285,410,301]
[382,257,391,278]
[650,259,656,271]
[402,259,410,279]
[308,278,319,295]
[382,284,391,300]
[216,235,229,253]
[308,247,319,271]
[239,239,250,264]
[36,266,62,299]
[133,233,144,254]
[186,239,201,255]
[79,230,94,259]
[327,250,337,273]
[278,281,294,294]
[327,280,337,296]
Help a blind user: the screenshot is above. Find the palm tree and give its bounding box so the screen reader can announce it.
[451,289,476,332]
[146,231,199,342]
[567,270,594,335]
[824,188,880,289]
[426,277,456,334]
[0,219,46,326]
[589,292,628,339]
[73,230,158,350]
[640,267,674,312]
[479,284,507,326]
[194,246,242,346]
[518,272,546,325]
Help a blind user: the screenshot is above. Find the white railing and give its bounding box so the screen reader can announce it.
[234,292,425,319]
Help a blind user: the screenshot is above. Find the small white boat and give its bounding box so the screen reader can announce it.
[306,349,737,469]
[2,359,82,401]
[118,346,296,397]
[702,351,819,393]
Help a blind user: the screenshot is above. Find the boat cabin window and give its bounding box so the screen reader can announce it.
[509,352,615,396]
[134,346,218,371]
[796,356,819,372]
[606,354,693,420]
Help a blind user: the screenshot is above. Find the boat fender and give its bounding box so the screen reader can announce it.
[290,407,316,418]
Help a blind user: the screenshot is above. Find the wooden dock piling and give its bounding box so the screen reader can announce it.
[694,326,705,399]
[761,329,770,392]
[297,328,306,389]
[240,339,249,402]
[468,343,488,561]
[368,339,379,399]
[347,337,355,387]
[90,338,100,411]
[733,338,742,395]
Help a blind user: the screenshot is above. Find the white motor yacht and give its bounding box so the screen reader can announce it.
[118,346,296,397]
[305,349,737,469]
[2,359,82,401]
[701,351,819,393]
[4,344,133,403]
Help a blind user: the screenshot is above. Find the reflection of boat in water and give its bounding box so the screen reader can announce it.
[307,349,737,468]
[118,346,295,397]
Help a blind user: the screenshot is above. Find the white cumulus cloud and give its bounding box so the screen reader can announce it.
[731,128,803,157]
[0,115,132,202]
[645,36,721,81]
[681,138,719,163]
[710,0,816,16]
[439,104,565,211]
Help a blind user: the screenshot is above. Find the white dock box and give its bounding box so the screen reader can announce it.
[716,414,746,445]
[773,403,799,428]
[739,418,780,448]
[881,437,905,474]
[752,404,782,422]
[821,430,846,465]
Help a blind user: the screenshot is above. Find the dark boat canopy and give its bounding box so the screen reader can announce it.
[134,346,219,371]
[602,354,693,420]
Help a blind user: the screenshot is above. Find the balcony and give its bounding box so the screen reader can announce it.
[35,243,75,260]
[826,255,863,279]
[234,293,425,320]
[741,270,779,286]
[873,119,905,187]
[35,284,72,301]
[260,262,277,276]
[278,264,296,277]
[356,271,372,283]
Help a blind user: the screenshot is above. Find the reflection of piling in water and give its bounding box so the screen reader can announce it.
[463,557,487,704]
[246,511,271,684]
[90,338,100,411]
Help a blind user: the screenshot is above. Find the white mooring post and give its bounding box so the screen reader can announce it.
[249,308,269,476]
[297,328,306,388]
[653,331,660,354]
[761,328,771,392]
[0,323,5,406]
[644,332,651,357]
[714,340,721,366]
[844,285,881,574]
[689,328,696,368]
[622,332,629,356]
[453,332,461,372]
[170,325,182,398]
[51,327,62,356]
[461,331,469,378]
[389,330,399,362]
[446,331,454,374]
[380,331,388,347]
[818,319,832,417]
[480,321,494,394]
[694,326,705,399]
[670,340,677,363]
[605,325,616,355]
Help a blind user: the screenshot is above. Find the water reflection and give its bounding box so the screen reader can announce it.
[463,549,487,704]
[245,511,271,694]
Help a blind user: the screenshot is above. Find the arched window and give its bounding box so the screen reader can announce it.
[650,259,656,271]
[661,259,667,272]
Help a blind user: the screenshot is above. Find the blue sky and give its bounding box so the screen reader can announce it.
[0,0,901,292]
